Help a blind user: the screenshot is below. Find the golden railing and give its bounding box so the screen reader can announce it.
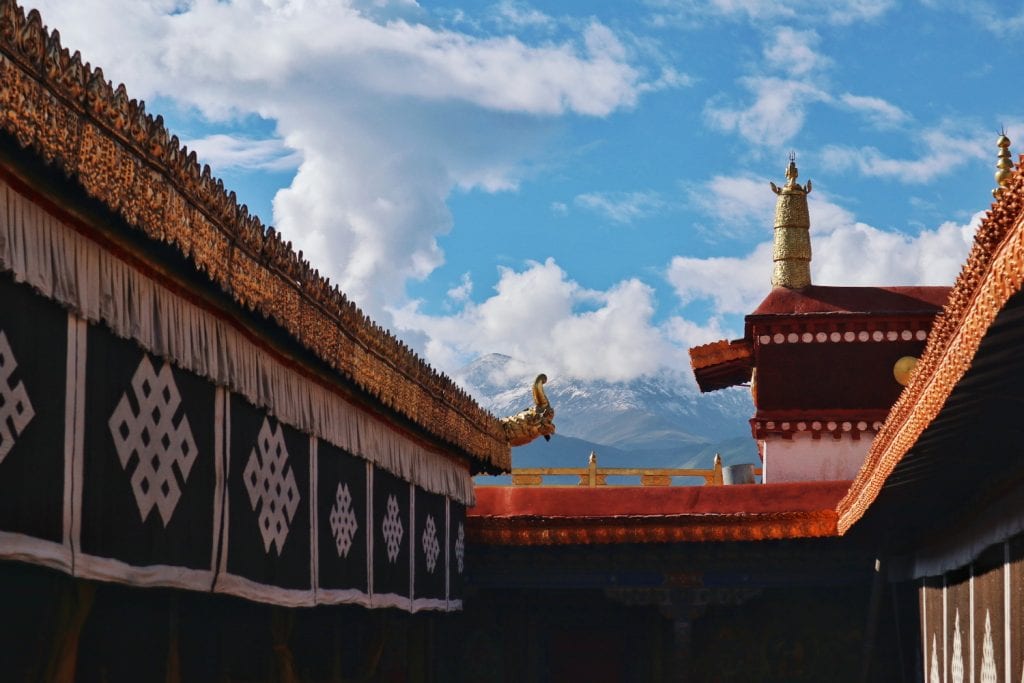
[495,453,762,487]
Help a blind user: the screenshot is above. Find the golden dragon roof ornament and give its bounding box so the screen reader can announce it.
[769,154,812,290]
[501,374,556,447]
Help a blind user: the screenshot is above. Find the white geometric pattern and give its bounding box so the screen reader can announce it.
[108,355,197,527]
[952,609,964,683]
[930,634,939,683]
[0,330,35,465]
[381,493,404,563]
[243,418,300,556]
[329,482,358,558]
[455,521,465,575]
[422,515,440,573]
[981,609,998,683]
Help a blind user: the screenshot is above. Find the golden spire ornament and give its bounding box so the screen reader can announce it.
[994,129,1014,199]
[769,153,812,289]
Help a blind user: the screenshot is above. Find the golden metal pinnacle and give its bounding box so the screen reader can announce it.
[994,129,1013,199]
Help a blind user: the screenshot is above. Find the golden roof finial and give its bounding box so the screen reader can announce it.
[769,154,812,289]
[994,128,1014,199]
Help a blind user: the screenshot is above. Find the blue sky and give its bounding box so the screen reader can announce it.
[27,0,1024,386]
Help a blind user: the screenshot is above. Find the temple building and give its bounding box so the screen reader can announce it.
[3,1,1024,681]
[690,156,950,483]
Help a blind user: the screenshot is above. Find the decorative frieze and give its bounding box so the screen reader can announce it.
[755,325,930,346]
[753,417,884,441]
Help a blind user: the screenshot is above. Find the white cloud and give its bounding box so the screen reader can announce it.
[918,0,1024,36]
[648,0,894,27]
[838,93,909,127]
[181,134,302,172]
[574,190,667,224]
[29,0,660,316]
[670,172,978,316]
[763,28,829,76]
[669,212,979,316]
[446,272,473,303]
[705,77,829,146]
[492,0,554,29]
[822,126,988,183]
[686,173,859,239]
[390,258,710,382]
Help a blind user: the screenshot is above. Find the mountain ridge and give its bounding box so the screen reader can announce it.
[458,353,758,471]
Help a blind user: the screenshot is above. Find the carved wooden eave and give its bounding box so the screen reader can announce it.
[0,0,509,471]
[837,157,1024,534]
[688,339,753,393]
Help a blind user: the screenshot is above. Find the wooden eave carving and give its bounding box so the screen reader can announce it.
[0,0,510,470]
[838,157,1024,534]
[689,339,753,393]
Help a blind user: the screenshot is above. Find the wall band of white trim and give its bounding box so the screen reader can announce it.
[0,178,474,504]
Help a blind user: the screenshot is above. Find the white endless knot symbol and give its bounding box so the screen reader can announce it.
[243,418,300,556]
[0,331,34,465]
[381,494,404,563]
[455,522,465,574]
[422,515,440,574]
[329,482,358,558]
[108,356,197,527]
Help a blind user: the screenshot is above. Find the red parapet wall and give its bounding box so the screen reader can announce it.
[468,481,851,545]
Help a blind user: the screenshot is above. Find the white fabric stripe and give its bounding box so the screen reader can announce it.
[62,313,75,555]
[445,498,450,611]
[216,393,232,583]
[1006,542,1011,683]
[0,179,474,504]
[411,598,449,613]
[943,575,948,683]
[922,582,928,682]
[310,436,318,603]
[970,569,975,683]
[214,573,315,609]
[74,554,215,593]
[317,588,371,607]
[69,317,86,568]
[367,462,374,599]
[212,387,225,581]
[0,531,69,572]
[409,482,415,610]
[370,593,411,610]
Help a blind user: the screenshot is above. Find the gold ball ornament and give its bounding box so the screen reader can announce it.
[893,356,918,386]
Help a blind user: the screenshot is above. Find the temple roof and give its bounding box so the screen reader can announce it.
[468,481,849,545]
[838,149,1024,534]
[750,285,951,318]
[0,0,509,471]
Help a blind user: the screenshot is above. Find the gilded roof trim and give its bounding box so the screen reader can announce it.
[837,158,1024,534]
[0,0,509,470]
[468,511,838,546]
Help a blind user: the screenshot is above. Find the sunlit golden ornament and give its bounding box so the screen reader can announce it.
[769,154,812,289]
[893,356,919,386]
[993,130,1013,199]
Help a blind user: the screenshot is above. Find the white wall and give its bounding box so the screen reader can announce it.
[761,433,873,483]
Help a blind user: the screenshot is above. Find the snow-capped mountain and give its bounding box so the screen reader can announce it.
[457,354,758,469]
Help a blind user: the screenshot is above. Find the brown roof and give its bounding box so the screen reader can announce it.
[837,159,1024,533]
[0,1,509,470]
[750,285,950,318]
